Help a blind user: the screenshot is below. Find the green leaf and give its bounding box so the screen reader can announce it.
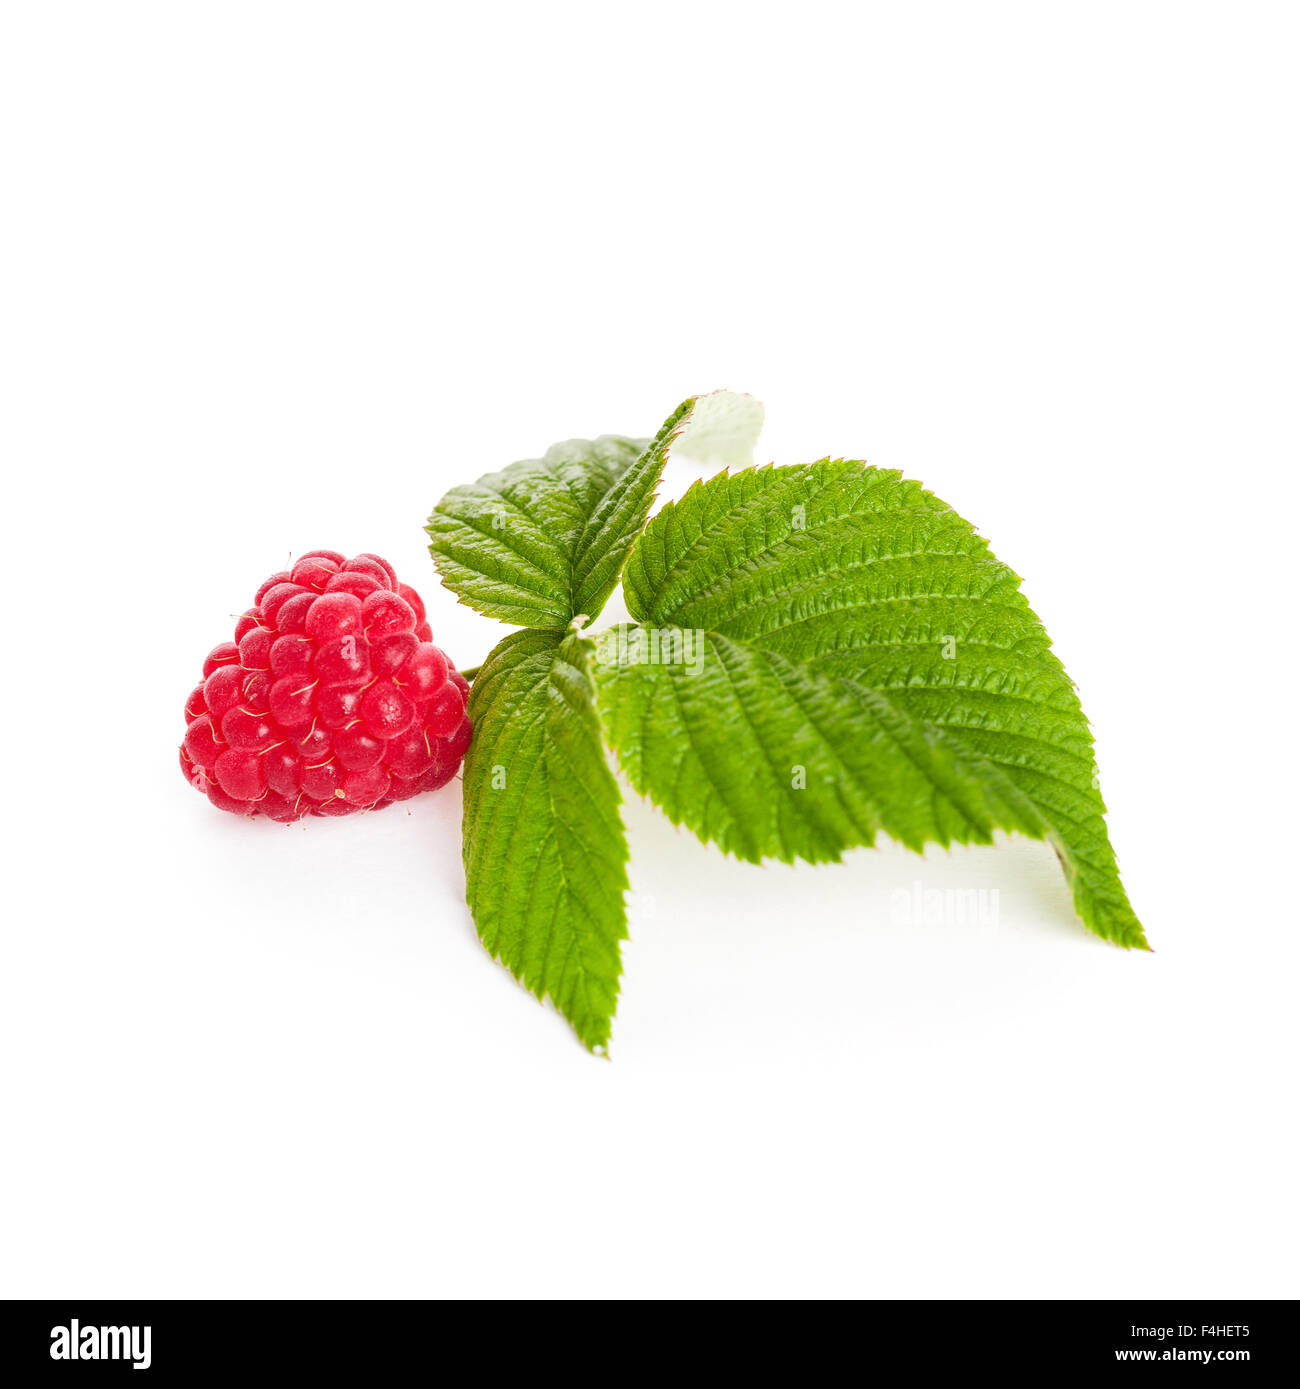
[427,434,645,628]
[569,399,696,622]
[614,460,1147,949]
[462,627,629,1052]
[427,399,698,629]
[594,625,1052,862]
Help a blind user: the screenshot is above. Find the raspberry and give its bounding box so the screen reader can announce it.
[180,552,472,820]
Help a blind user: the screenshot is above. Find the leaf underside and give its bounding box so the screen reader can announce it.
[463,629,628,1053]
[604,459,1146,950]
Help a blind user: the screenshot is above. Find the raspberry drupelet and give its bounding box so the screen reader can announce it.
[180,551,472,820]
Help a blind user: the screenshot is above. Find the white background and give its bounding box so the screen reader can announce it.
[2,2,1296,1299]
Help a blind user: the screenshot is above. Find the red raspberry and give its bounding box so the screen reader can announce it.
[179,552,472,820]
